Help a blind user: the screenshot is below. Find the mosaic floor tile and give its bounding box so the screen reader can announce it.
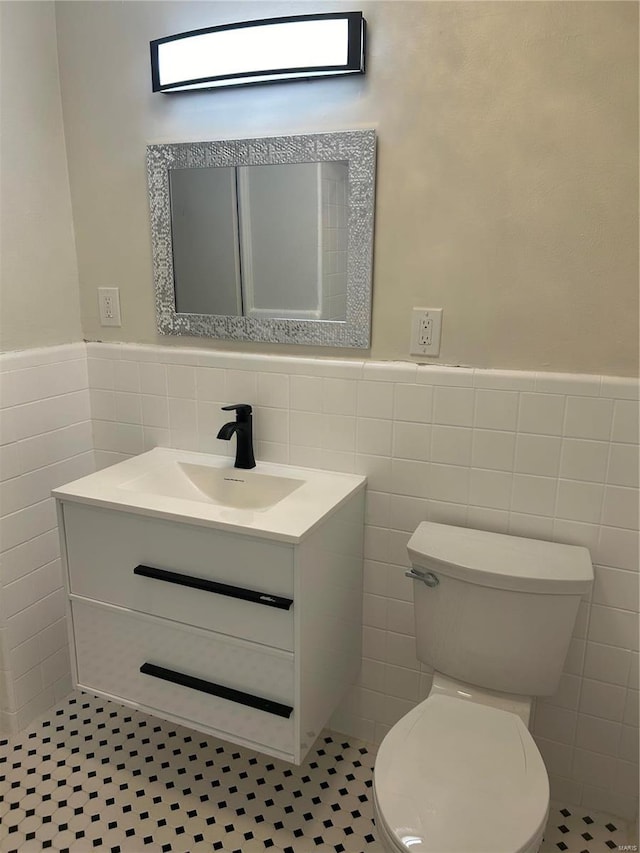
[0,693,383,853]
[540,804,635,853]
[0,691,634,853]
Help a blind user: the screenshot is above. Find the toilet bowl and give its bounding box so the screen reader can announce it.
[372,522,593,853]
[373,674,549,853]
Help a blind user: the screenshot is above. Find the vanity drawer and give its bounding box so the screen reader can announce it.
[72,599,295,757]
[63,503,294,650]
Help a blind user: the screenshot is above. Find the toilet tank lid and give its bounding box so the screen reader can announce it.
[407,523,593,594]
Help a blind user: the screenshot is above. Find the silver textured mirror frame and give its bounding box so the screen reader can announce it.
[147,129,376,347]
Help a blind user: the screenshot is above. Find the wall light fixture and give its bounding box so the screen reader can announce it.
[150,12,366,93]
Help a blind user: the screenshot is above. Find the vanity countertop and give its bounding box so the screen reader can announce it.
[52,447,366,544]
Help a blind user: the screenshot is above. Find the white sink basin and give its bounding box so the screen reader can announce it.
[52,447,366,543]
[121,461,304,510]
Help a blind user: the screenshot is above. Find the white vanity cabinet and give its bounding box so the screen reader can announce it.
[54,449,365,764]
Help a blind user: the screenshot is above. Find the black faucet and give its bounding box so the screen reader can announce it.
[217,404,256,469]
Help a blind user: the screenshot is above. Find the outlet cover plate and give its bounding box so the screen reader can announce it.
[410,307,442,356]
[98,287,122,327]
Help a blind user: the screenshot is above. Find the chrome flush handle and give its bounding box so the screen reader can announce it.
[405,567,440,588]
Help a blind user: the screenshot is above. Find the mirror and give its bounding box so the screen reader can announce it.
[170,161,350,321]
[147,130,376,347]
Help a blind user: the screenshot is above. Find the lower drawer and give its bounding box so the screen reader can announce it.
[72,599,295,755]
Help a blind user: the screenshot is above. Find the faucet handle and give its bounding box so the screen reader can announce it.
[221,403,252,421]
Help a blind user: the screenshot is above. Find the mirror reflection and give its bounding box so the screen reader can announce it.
[170,161,349,322]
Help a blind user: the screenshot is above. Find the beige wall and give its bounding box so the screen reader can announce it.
[55,1,638,375]
[0,1,81,353]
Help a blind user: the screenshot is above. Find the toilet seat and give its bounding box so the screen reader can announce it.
[373,694,549,853]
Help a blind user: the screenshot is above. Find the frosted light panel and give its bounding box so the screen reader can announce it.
[151,13,365,92]
[159,21,348,86]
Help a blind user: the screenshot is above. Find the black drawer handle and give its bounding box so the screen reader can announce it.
[133,565,293,611]
[140,662,293,719]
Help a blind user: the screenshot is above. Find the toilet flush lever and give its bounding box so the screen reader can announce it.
[405,568,440,588]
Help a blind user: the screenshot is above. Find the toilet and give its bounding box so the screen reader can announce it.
[373,522,593,853]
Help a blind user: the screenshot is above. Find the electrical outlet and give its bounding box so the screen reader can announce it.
[410,307,442,356]
[98,287,122,327]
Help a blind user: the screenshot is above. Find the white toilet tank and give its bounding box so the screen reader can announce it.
[407,523,593,696]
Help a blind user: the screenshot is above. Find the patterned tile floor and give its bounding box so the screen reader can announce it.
[0,691,634,853]
[541,807,634,853]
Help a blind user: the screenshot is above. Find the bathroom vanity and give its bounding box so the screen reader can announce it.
[53,448,365,764]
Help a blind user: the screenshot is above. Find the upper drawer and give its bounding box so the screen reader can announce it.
[62,502,294,650]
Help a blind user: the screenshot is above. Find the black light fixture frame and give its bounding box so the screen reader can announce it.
[150,11,366,93]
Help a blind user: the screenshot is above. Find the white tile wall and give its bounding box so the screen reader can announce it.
[84,342,639,820]
[2,340,638,821]
[0,344,94,734]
